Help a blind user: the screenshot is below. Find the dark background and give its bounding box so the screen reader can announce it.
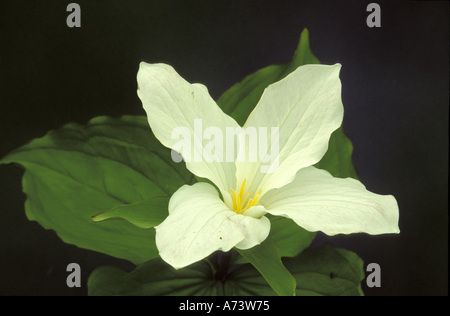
[0,0,447,296]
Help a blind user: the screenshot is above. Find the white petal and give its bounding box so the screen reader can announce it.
[236,64,344,196]
[242,205,267,219]
[155,182,270,269]
[137,62,238,198]
[260,167,400,236]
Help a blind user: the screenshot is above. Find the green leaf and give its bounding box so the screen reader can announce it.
[91,196,169,228]
[0,115,194,265]
[88,257,222,296]
[268,215,317,258]
[236,238,297,296]
[232,216,316,265]
[315,126,359,179]
[228,244,364,296]
[216,28,320,126]
[285,244,365,296]
[88,244,364,296]
[87,252,273,296]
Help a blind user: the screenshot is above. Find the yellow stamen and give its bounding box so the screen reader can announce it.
[243,198,254,212]
[231,188,237,212]
[230,179,262,214]
[239,178,247,199]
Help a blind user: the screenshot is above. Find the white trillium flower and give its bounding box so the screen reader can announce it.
[137,62,400,269]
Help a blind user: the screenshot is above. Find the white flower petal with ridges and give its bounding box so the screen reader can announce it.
[137,62,238,200]
[261,166,400,236]
[155,182,270,269]
[236,64,344,196]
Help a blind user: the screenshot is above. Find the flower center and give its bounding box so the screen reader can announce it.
[230,178,262,215]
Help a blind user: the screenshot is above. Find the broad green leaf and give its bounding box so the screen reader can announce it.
[88,244,364,296]
[0,115,194,264]
[227,244,364,296]
[286,244,365,296]
[232,216,316,265]
[91,196,169,228]
[268,215,317,258]
[88,257,222,296]
[315,127,359,179]
[236,238,296,296]
[87,252,273,296]
[217,28,320,126]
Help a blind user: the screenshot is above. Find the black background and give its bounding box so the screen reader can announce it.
[0,0,448,296]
